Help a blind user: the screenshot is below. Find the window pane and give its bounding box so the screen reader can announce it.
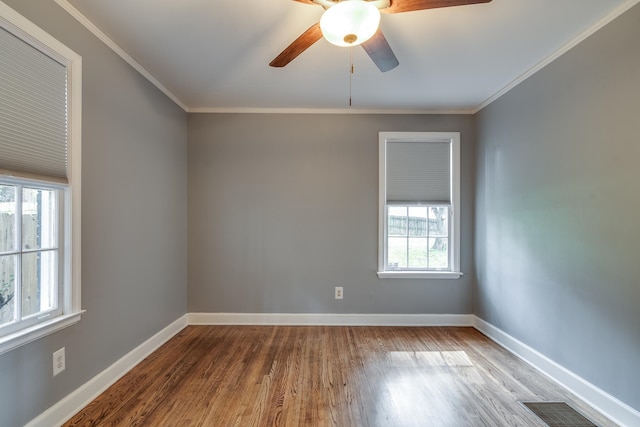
[0,185,16,252]
[429,207,449,238]
[386,205,452,271]
[387,237,407,268]
[23,187,57,251]
[388,206,407,236]
[388,206,407,217]
[21,251,57,317]
[408,207,427,237]
[0,255,16,325]
[408,238,428,268]
[429,238,448,269]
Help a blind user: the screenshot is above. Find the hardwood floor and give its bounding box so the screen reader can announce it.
[64,326,615,426]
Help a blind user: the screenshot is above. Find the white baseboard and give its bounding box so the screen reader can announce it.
[26,315,189,427]
[187,312,474,326]
[26,313,639,427]
[473,316,640,427]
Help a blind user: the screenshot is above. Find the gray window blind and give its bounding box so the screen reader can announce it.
[386,140,451,203]
[0,26,68,182]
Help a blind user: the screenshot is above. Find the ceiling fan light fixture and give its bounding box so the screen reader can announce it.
[320,0,381,47]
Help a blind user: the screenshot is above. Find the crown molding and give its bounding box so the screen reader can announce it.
[55,0,640,115]
[187,107,474,115]
[473,0,640,113]
[54,0,188,112]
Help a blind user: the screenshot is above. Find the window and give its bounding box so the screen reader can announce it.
[378,132,461,279]
[0,183,62,333]
[0,3,82,354]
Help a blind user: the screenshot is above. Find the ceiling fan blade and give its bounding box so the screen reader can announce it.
[383,0,491,14]
[361,28,399,72]
[270,23,323,68]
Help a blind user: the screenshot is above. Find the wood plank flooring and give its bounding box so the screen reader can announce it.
[64,326,616,426]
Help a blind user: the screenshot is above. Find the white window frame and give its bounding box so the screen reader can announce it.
[377,132,462,279]
[0,2,82,355]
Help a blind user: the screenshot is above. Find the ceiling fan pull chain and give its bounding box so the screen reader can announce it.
[349,46,354,107]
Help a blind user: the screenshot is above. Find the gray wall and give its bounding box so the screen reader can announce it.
[188,113,475,314]
[0,1,188,426]
[475,3,640,411]
[4,0,639,424]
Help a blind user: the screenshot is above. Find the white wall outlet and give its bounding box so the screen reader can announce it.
[53,347,65,376]
[335,286,343,300]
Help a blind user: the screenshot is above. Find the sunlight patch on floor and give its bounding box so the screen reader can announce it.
[388,351,474,368]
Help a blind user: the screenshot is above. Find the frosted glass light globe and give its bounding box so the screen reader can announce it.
[320,0,381,47]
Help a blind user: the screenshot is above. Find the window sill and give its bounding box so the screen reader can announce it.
[377,271,463,279]
[0,311,84,356]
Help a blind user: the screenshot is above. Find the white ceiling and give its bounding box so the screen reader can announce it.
[60,0,636,112]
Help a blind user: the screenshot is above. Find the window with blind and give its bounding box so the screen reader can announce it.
[378,132,461,279]
[0,3,82,354]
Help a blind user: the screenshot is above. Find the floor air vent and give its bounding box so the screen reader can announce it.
[519,401,599,427]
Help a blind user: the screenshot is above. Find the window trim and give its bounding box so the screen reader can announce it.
[377,132,462,279]
[0,2,82,355]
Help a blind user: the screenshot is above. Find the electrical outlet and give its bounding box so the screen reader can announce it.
[335,286,343,300]
[53,347,65,376]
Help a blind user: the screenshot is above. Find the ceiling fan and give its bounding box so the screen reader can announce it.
[270,0,492,72]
